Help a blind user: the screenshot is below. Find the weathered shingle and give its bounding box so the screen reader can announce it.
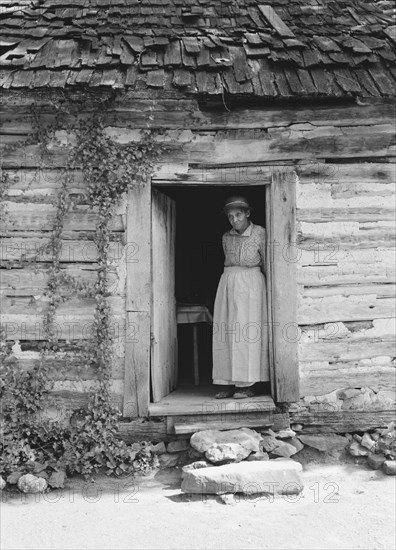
[0,0,395,97]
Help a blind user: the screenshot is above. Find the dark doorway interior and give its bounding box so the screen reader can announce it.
[157,185,267,386]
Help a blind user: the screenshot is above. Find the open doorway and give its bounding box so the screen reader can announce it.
[150,184,269,402]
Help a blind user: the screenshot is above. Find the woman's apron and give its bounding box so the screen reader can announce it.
[212,266,270,386]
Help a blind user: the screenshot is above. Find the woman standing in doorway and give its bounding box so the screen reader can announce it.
[212,196,270,399]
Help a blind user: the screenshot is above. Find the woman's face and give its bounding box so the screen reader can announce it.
[226,207,250,234]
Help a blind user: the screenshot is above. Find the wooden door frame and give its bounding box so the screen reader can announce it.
[123,169,299,418]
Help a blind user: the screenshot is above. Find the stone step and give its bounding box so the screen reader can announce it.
[181,458,303,495]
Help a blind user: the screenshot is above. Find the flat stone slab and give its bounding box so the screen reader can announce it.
[298,434,348,452]
[181,458,303,495]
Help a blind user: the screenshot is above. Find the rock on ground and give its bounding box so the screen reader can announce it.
[190,428,261,454]
[299,434,348,452]
[151,442,166,455]
[181,458,303,495]
[205,443,251,464]
[360,433,376,452]
[17,474,48,494]
[260,434,279,453]
[167,440,189,453]
[348,440,369,457]
[367,453,386,470]
[246,451,269,462]
[275,429,296,439]
[287,437,304,453]
[383,460,396,475]
[182,461,210,473]
[270,441,297,458]
[159,453,180,469]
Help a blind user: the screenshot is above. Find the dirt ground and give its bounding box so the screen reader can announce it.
[1,455,395,550]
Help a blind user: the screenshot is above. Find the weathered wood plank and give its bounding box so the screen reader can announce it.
[2,124,395,168]
[1,97,394,130]
[126,182,151,312]
[123,311,150,418]
[151,188,177,402]
[300,363,395,395]
[299,246,395,268]
[168,411,289,434]
[148,387,274,416]
[184,128,395,164]
[270,170,300,402]
[302,283,395,299]
[1,237,124,263]
[1,202,124,232]
[170,412,276,434]
[298,264,396,286]
[299,334,396,362]
[265,183,276,398]
[258,6,295,38]
[289,410,396,433]
[1,314,125,341]
[296,162,395,187]
[297,207,395,222]
[299,295,395,324]
[0,265,123,296]
[153,164,272,185]
[0,296,124,316]
[3,354,124,380]
[117,418,167,443]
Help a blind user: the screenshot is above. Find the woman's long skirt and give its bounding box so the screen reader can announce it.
[212,266,270,386]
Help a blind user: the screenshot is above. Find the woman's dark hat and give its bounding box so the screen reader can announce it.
[222,195,253,214]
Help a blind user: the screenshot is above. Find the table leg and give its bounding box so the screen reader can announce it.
[192,324,199,385]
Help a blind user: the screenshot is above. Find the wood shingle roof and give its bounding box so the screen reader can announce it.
[0,0,395,96]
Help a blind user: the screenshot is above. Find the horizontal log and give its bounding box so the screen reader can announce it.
[298,234,395,251]
[298,264,395,286]
[50,389,123,412]
[298,295,395,324]
[5,168,85,194]
[185,127,395,164]
[300,363,396,395]
[153,163,273,185]
[168,411,289,435]
[1,237,126,263]
[101,101,396,130]
[2,124,395,168]
[117,418,167,442]
[299,334,396,362]
[5,162,394,193]
[1,96,394,130]
[1,313,126,341]
[303,283,395,299]
[0,265,123,296]
[2,353,124,380]
[1,202,124,232]
[297,207,395,222]
[296,162,395,187]
[0,295,125,316]
[289,409,396,433]
[299,246,395,267]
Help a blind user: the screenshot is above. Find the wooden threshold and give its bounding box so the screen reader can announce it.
[148,385,275,417]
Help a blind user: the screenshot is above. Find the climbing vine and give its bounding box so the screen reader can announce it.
[0,96,163,485]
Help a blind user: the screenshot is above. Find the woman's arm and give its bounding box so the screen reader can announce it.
[260,227,267,274]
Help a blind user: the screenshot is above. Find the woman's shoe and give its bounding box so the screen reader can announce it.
[214,387,235,399]
[233,387,255,399]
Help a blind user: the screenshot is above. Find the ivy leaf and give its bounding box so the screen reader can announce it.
[7,471,23,484]
[48,470,66,488]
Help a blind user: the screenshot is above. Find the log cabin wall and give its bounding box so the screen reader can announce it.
[1,91,395,431]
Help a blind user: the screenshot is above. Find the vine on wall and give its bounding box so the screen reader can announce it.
[0,97,163,485]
